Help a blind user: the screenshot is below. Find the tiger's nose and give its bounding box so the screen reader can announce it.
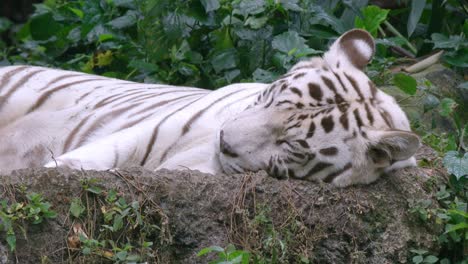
[219,130,239,158]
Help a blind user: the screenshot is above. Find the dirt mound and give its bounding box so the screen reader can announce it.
[0,147,443,263]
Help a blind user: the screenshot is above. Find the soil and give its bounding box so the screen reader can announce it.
[0,146,445,263]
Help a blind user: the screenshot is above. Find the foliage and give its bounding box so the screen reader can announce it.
[197,244,251,264]
[410,249,439,264]
[66,178,163,262]
[0,0,467,89]
[0,191,57,251]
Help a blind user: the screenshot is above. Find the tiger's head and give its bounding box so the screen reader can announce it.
[218,29,420,187]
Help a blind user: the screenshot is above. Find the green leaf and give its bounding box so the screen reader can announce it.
[235,0,266,17]
[445,222,468,233]
[245,16,269,29]
[197,246,225,256]
[86,185,102,195]
[272,31,309,55]
[252,68,278,83]
[6,233,16,251]
[412,255,423,264]
[443,151,468,179]
[444,49,468,68]
[407,0,425,37]
[29,13,62,41]
[439,98,457,117]
[410,249,428,255]
[311,6,345,34]
[68,7,84,19]
[115,250,127,260]
[113,0,136,8]
[126,254,140,261]
[278,0,302,12]
[423,255,439,263]
[210,49,237,73]
[200,0,220,13]
[129,60,158,73]
[431,33,466,49]
[448,209,468,218]
[211,27,234,50]
[393,73,417,95]
[43,210,57,219]
[0,17,12,33]
[113,215,124,231]
[99,34,114,42]
[82,247,91,255]
[458,82,468,89]
[355,5,389,36]
[423,94,439,113]
[70,199,85,218]
[108,10,138,29]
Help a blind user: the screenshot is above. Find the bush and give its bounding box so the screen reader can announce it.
[0,0,466,89]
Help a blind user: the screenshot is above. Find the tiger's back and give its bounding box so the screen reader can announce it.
[0,66,263,172]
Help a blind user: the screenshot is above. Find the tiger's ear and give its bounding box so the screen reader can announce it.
[323,29,375,70]
[367,130,420,168]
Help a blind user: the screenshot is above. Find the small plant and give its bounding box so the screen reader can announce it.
[197,244,251,264]
[410,249,439,264]
[0,192,57,251]
[68,179,163,262]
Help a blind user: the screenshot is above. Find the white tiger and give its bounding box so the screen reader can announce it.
[0,29,420,187]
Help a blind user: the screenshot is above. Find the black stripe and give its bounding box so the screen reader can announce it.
[75,86,104,104]
[308,83,323,101]
[28,78,104,113]
[339,113,349,130]
[321,76,337,94]
[380,110,395,128]
[368,81,378,99]
[73,104,140,148]
[63,115,93,152]
[130,90,208,104]
[159,90,245,163]
[364,103,374,125]
[0,69,45,111]
[331,70,348,93]
[182,90,244,135]
[344,73,364,101]
[0,66,30,93]
[306,121,315,138]
[285,121,301,131]
[353,108,364,128]
[319,147,338,156]
[133,93,205,116]
[141,96,207,165]
[216,92,258,115]
[293,72,307,79]
[305,162,333,179]
[289,87,302,97]
[38,73,84,92]
[323,163,352,183]
[93,90,148,109]
[296,140,309,148]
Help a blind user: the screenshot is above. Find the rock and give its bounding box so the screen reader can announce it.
[0,146,444,263]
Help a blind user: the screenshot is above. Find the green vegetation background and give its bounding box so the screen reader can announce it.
[0,0,466,88]
[0,0,466,263]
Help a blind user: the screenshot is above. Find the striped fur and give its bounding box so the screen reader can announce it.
[0,29,420,187]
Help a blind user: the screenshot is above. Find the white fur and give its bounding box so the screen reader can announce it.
[0,29,419,187]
